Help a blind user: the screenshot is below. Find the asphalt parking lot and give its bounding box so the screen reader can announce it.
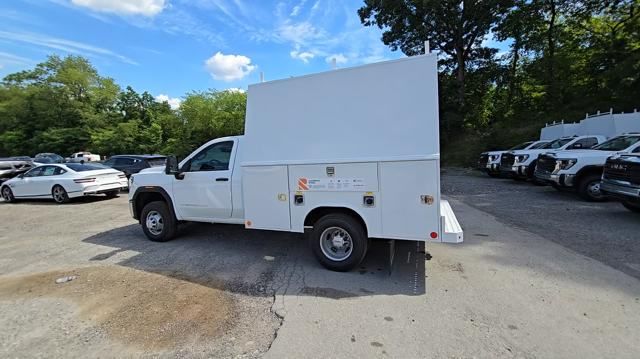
[1,173,639,358]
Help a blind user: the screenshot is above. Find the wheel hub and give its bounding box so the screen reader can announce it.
[320,227,353,261]
[146,211,164,236]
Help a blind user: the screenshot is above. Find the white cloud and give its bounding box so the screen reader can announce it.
[204,52,256,82]
[226,87,245,93]
[325,53,347,65]
[155,94,181,109]
[71,0,166,17]
[290,49,315,63]
[0,30,137,65]
[277,21,324,45]
[0,51,33,66]
[290,0,307,17]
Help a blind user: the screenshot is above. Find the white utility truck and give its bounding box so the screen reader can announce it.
[534,134,640,201]
[128,54,463,271]
[500,135,606,180]
[478,140,549,177]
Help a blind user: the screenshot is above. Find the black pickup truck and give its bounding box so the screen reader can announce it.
[600,154,640,212]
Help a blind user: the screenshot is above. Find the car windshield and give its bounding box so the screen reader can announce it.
[592,136,640,151]
[65,163,109,172]
[530,141,549,149]
[542,138,572,149]
[508,142,533,150]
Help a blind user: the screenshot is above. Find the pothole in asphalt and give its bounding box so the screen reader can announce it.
[0,266,234,350]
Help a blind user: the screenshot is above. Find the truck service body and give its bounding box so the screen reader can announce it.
[500,135,606,180]
[128,54,463,271]
[535,134,640,201]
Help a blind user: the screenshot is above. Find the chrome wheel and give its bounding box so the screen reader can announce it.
[2,187,13,202]
[52,186,67,203]
[319,226,353,261]
[145,210,164,236]
[587,181,603,199]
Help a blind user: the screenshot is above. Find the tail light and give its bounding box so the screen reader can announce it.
[74,178,96,183]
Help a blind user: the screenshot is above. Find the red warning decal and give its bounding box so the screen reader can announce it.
[298,177,309,191]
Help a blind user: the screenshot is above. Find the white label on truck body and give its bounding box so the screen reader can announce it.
[298,177,365,191]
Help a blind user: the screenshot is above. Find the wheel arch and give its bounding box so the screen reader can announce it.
[303,206,368,237]
[131,187,177,221]
[575,165,604,184]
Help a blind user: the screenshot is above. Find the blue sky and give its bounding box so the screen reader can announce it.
[0,0,407,108]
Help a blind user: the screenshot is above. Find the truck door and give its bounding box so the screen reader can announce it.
[172,140,234,220]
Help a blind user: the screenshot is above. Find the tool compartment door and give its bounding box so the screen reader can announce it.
[242,165,291,230]
[379,160,440,240]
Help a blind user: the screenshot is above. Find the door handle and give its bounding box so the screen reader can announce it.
[216,177,229,182]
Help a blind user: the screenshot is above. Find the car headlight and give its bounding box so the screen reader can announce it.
[516,154,529,162]
[489,155,499,161]
[557,159,577,170]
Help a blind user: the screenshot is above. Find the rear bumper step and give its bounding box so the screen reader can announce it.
[440,200,463,243]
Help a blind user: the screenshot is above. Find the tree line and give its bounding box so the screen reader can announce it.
[359,0,639,164]
[0,55,246,158]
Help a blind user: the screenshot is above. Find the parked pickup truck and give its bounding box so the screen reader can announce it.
[601,153,640,212]
[68,152,101,163]
[534,134,640,201]
[478,140,549,177]
[128,54,463,272]
[500,135,606,181]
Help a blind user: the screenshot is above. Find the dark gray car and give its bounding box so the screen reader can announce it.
[101,155,166,178]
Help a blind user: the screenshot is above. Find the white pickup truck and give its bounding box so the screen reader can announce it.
[500,135,606,181]
[68,152,101,163]
[534,134,640,201]
[478,140,549,177]
[128,54,463,272]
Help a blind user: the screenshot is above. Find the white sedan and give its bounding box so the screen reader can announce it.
[1,163,128,204]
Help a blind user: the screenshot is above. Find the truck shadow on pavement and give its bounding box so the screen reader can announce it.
[82,223,427,299]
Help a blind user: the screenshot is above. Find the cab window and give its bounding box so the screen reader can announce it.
[183,141,233,172]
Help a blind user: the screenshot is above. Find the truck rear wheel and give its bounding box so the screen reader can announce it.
[310,214,368,272]
[622,201,640,213]
[577,174,606,202]
[140,201,177,242]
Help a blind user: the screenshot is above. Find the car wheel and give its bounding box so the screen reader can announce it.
[622,201,640,213]
[577,174,606,202]
[1,186,15,203]
[52,185,70,204]
[309,213,368,272]
[140,201,177,242]
[105,189,120,198]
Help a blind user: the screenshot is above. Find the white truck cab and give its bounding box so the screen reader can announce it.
[500,135,606,180]
[68,152,101,163]
[478,140,549,177]
[128,54,463,272]
[534,134,640,201]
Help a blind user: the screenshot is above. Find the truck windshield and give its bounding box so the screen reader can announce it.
[508,142,533,150]
[542,138,572,149]
[592,136,640,151]
[530,141,549,149]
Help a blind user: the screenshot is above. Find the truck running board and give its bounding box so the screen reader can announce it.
[439,200,464,243]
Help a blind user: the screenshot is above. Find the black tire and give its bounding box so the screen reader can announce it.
[52,185,70,204]
[105,189,120,198]
[622,201,640,213]
[309,214,368,272]
[140,201,177,242]
[577,174,606,202]
[526,161,537,180]
[1,186,15,203]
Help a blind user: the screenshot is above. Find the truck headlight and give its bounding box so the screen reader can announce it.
[489,155,499,161]
[516,155,529,162]
[557,159,577,170]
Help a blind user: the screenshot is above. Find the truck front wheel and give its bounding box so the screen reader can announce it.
[140,201,177,242]
[577,174,606,202]
[310,214,368,272]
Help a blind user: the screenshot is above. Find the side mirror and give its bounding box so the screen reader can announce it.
[165,155,179,175]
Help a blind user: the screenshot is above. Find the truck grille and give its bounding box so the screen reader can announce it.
[604,157,640,185]
[536,154,556,174]
[500,153,515,170]
[478,154,488,169]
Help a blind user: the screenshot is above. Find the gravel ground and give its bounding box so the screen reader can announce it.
[442,168,640,279]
